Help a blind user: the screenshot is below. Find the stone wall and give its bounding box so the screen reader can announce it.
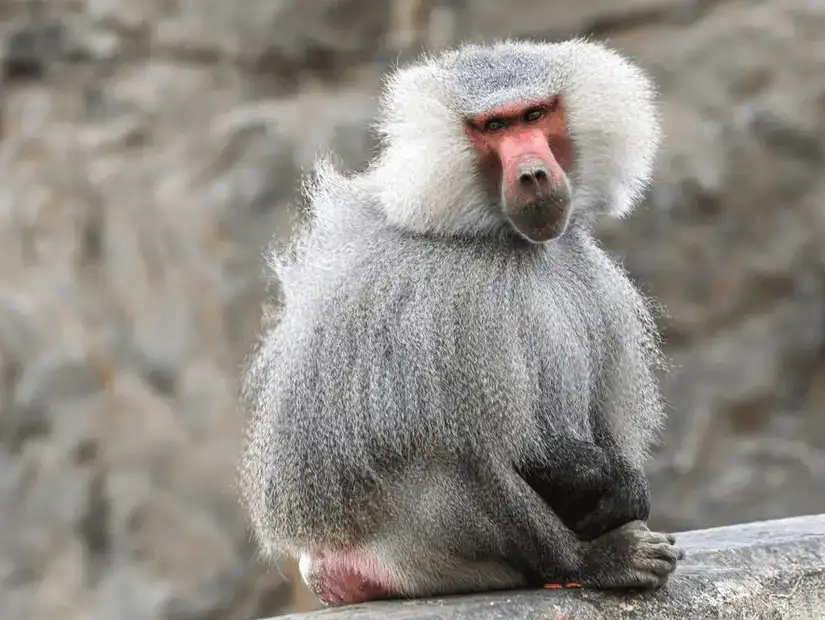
[0,1,823,618]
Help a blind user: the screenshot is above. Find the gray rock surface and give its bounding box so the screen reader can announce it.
[269,515,825,619]
[0,0,824,618]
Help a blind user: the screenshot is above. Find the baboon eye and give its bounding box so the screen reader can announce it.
[484,118,507,132]
[523,107,545,122]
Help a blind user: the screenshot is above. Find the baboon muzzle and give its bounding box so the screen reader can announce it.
[504,177,572,243]
[498,133,572,243]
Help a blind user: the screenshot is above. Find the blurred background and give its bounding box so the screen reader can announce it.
[0,0,823,618]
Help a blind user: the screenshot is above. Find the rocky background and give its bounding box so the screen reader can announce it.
[0,0,823,618]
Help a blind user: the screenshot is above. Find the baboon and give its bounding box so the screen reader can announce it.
[239,38,681,606]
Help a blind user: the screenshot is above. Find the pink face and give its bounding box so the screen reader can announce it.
[464,97,575,243]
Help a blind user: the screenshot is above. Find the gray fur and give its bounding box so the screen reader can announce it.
[238,38,678,599]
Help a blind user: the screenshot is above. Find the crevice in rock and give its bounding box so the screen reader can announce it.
[77,465,111,586]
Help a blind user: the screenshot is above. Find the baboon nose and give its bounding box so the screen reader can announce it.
[518,163,550,188]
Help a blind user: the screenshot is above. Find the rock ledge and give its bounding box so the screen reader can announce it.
[267,514,825,619]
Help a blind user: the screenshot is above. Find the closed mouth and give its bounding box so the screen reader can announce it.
[506,200,571,242]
